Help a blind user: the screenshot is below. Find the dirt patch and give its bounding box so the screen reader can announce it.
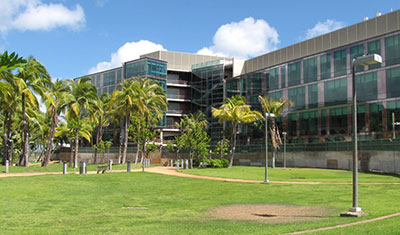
[208,204,334,224]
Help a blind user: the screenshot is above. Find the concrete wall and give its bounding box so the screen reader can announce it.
[229,151,400,174]
[57,152,162,164]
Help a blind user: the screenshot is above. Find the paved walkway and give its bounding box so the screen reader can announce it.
[146,167,400,185]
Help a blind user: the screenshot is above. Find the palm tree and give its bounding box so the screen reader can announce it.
[110,78,167,164]
[15,57,51,167]
[0,51,25,165]
[93,93,111,163]
[66,77,97,168]
[258,96,294,168]
[212,95,263,168]
[41,79,71,166]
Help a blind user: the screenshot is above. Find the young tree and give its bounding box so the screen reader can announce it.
[258,96,293,168]
[212,95,263,168]
[93,93,111,163]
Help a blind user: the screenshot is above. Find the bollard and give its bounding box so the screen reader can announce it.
[127,161,131,172]
[185,159,189,169]
[5,160,9,173]
[170,159,173,167]
[109,159,113,171]
[63,161,67,174]
[176,159,180,171]
[79,161,84,174]
[83,161,87,175]
[147,159,151,167]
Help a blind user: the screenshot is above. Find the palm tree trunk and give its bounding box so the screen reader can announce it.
[69,140,74,167]
[134,143,139,164]
[142,144,146,172]
[21,93,29,167]
[42,112,58,167]
[122,115,129,164]
[74,130,79,169]
[94,118,102,164]
[228,123,237,168]
[2,112,9,165]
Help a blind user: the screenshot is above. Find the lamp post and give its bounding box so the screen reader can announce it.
[282,132,287,169]
[344,54,382,215]
[264,112,275,184]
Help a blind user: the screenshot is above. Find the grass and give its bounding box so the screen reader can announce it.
[0,162,146,174]
[0,171,399,234]
[182,166,400,183]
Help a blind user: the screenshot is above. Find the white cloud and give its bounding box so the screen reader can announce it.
[0,0,85,33]
[89,40,166,74]
[197,17,279,59]
[305,19,345,39]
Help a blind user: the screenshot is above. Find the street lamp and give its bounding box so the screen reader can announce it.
[282,132,287,169]
[264,112,275,184]
[344,54,382,216]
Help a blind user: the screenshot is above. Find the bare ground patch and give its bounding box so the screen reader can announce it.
[208,204,334,224]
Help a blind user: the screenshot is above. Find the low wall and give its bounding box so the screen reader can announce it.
[229,151,400,174]
[57,152,162,164]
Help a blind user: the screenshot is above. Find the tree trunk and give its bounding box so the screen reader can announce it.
[69,140,74,167]
[74,130,79,169]
[20,93,29,167]
[122,115,129,164]
[93,117,103,164]
[189,157,193,169]
[2,112,9,165]
[42,111,58,167]
[228,123,237,168]
[272,148,276,168]
[134,143,139,164]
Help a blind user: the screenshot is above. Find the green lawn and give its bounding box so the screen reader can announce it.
[182,166,400,183]
[0,162,147,174]
[0,171,399,234]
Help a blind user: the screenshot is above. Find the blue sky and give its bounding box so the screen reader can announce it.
[0,0,399,79]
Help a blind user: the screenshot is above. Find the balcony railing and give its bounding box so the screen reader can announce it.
[167,80,191,85]
[166,94,191,100]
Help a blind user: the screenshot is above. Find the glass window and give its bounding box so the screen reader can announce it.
[109,85,115,95]
[321,109,327,135]
[308,84,318,108]
[103,71,115,86]
[124,60,147,78]
[386,100,400,131]
[300,110,318,136]
[355,72,377,102]
[320,54,331,79]
[168,103,180,111]
[369,102,383,132]
[280,66,286,88]
[334,49,347,77]
[288,86,305,111]
[385,34,400,66]
[329,107,348,134]
[357,104,366,133]
[266,68,279,90]
[386,67,400,98]
[269,91,283,101]
[95,74,101,87]
[303,57,317,83]
[102,87,108,94]
[324,78,347,106]
[288,61,301,87]
[147,60,167,78]
[116,69,122,83]
[350,44,364,72]
[248,73,262,95]
[226,79,239,98]
[240,78,246,96]
[288,113,297,136]
[167,88,179,95]
[368,40,381,70]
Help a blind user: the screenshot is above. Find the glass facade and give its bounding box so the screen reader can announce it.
[288,61,301,86]
[224,32,400,146]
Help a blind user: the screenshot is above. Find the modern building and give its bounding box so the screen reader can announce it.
[77,9,400,153]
